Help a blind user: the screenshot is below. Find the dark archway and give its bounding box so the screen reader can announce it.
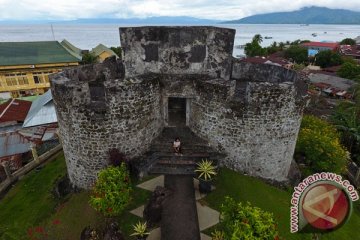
[168,97,186,127]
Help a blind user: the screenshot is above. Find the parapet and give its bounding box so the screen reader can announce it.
[120,26,235,80]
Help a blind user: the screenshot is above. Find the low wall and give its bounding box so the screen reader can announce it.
[0,144,63,196]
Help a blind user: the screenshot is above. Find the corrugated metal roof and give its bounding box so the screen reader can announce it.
[22,90,57,128]
[61,39,83,60]
[0,99,32,123]
[0,41,80,66]
[0,132,30,158]
[91,44,118,58]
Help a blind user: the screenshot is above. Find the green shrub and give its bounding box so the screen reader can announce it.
[89,163,132,216]
[295,115,349,175]
[219,197,279,240]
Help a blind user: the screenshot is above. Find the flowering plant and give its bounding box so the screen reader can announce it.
[89,163,132,216]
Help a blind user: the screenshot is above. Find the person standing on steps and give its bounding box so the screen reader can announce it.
[173,137,182,155]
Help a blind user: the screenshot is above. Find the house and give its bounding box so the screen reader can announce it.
[240,56,293,69]
[0,131,31,175]
[301,42,339,57]
[339,44,360,61]
[0,41,81,99]
[308,72,355,99]
[60,39,84,60]
[90,44,118,63]
[0,99,31,129]
[23,90,57,128]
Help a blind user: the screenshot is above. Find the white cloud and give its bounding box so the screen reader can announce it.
[0,0,360,20]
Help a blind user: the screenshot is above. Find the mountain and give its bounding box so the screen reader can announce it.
[0,16,219,25]
[224,7,360,24]
[65,16,219,24]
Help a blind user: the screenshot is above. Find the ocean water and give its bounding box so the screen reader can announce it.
[0,23,359,56]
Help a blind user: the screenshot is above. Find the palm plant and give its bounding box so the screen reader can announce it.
[211,230,225,240]
[195,159,217,181]
[131,221,150,239]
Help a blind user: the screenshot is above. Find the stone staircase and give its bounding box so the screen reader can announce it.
[143,127,221,175]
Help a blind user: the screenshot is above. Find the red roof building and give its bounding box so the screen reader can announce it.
[301,42,339,51]
[0,99,32,125]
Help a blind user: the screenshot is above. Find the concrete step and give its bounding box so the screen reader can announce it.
[157,159,196,165]
[149,166,196,175]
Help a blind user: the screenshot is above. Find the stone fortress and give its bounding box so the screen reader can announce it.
[51,26,307,189]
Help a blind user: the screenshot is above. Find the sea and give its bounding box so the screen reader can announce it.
[0,23,359,56]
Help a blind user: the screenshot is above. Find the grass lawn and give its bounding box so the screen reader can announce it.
[0,153,67,239]
[0,153,152,240]
[204,168,360,240]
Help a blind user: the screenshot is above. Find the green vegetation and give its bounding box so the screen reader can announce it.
[315,50,343,68]
[215,196,279,240]
[340,38,356,45]
[110,46,122,59]
[284,45,308,64]
[337,62,360,82]
[195,159,217,181]
[0,153,151,240]
[81,52,98,64]
[0,154,67,239]
[295,115,349,176]
[130,221,150,238]
[331,85,360,165]
[244,34,267,57]
[205,168,360,240]
[89,164,132,216]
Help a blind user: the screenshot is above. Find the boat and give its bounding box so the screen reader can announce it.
[311,33,317,37]
[264,36,273,39]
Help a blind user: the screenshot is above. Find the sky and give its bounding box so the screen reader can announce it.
[1,0,360,21]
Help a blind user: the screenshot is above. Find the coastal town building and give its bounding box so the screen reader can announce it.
[301,42,339,57]
[90,44,119,63]
[241,56,293,69]
[0,99,31,128]
[0,41,80,99]
[339,44,360,61]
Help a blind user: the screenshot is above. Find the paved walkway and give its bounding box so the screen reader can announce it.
[132,175,219,240]
[161,175,201,240]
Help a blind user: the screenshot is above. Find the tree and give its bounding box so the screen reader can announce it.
[315,50,343,68]
[244,34,267,57]
[82,52,98,64]
[331,85,360,164]
[295,115,349,176]
[216,197,279,240]
[89,163,132,216]
[284,45,308,64]
[110,46,122,59]
[340,38,356,45]
[337,62,360,81]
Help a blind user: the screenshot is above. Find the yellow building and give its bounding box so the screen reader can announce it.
[0,41,80,98]
[90,44,119,63]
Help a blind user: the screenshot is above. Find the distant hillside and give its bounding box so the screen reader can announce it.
[66,16,218,24]
[0,16,219,25]
[224,7,360,24]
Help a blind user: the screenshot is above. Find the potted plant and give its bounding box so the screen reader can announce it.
[131,221,150,240]
[195,159,216,193]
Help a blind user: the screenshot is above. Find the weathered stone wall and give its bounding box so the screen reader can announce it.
[51,27,307,188]
[189,61,307,181]
[51,58,163,188]
[120,26,235,80]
